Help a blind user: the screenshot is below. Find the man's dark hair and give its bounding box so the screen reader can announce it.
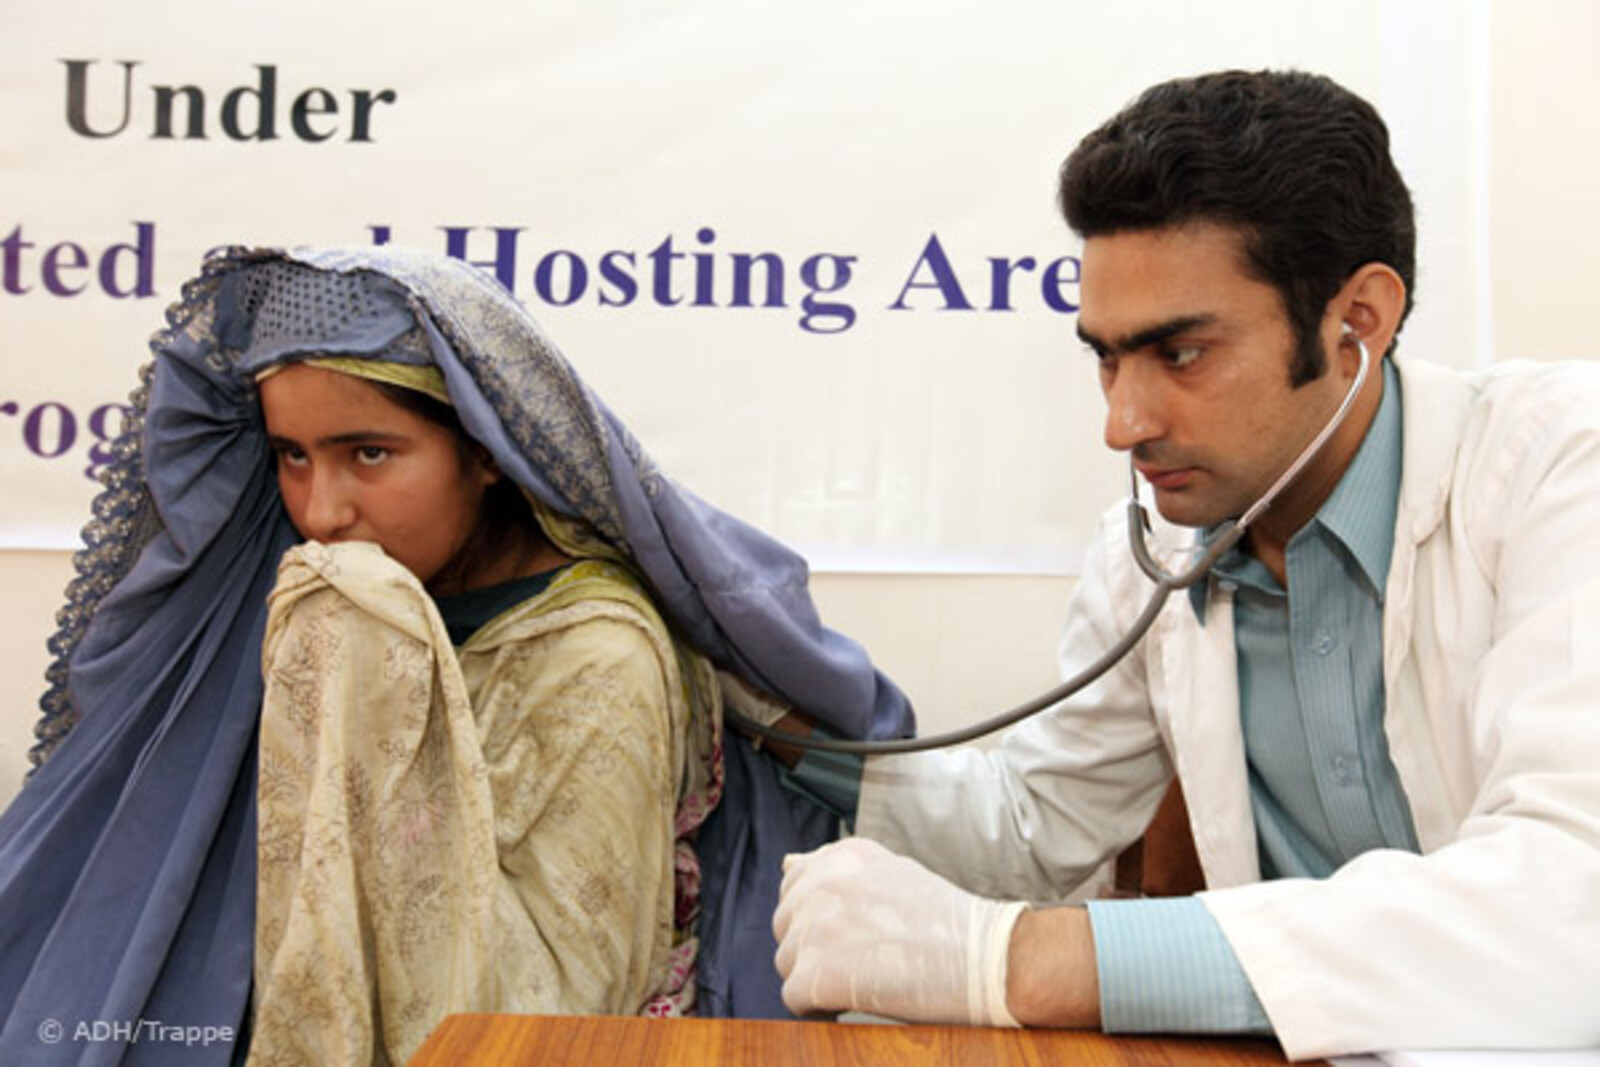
[1059,70,1416,383]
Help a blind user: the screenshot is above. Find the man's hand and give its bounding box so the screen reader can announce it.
[772,837,1026,1026]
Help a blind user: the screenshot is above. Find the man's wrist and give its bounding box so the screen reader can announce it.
[1004,905,1102,1028]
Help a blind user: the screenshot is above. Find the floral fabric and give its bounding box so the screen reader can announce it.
[251,542,721,1065]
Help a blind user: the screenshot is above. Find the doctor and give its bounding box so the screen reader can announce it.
[771,70,1600,1059]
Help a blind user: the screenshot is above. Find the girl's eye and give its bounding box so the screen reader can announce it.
[276,446,308,468]
[356,446,389,467]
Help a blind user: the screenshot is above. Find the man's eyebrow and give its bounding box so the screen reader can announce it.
[1077,314,1219,356]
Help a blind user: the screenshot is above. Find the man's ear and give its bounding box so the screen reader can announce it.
[1327,262,1407,360]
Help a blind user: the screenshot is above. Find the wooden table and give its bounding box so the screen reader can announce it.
[409,1013,1312,1065]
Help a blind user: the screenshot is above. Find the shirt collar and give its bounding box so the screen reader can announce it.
[1188,358,1403,620]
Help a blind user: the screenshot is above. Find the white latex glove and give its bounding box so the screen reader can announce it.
[772,837,1027,1027]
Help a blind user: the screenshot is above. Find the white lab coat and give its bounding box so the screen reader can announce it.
[857,358,1600,1060]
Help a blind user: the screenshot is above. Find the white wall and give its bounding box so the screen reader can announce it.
[1489,0,1600,361]
[4,2,1598,808]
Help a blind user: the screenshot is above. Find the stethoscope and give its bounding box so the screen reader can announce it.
[727,335,1373,756]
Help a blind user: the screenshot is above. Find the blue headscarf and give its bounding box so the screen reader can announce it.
[0,246,914,1062]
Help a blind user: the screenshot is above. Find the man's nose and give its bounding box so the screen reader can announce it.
[1102,359,1168,453]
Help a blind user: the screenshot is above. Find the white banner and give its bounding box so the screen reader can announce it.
[0,0,1485,571]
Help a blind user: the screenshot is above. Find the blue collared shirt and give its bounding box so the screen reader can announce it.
[1089,357,1421,1033]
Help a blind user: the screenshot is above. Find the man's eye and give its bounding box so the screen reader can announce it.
[1164,346,1204,368]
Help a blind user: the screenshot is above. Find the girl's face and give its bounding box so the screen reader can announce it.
[260,363,498,589]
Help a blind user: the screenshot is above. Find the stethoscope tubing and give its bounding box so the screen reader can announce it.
[728,338,1372,756]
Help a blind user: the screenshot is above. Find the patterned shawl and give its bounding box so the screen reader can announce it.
[0,245,914,1062]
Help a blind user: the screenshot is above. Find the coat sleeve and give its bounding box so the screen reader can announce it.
[855,505,1176,902]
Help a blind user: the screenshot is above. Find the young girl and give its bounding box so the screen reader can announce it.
[251,355,718,1060]
[0,246,914,1065]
